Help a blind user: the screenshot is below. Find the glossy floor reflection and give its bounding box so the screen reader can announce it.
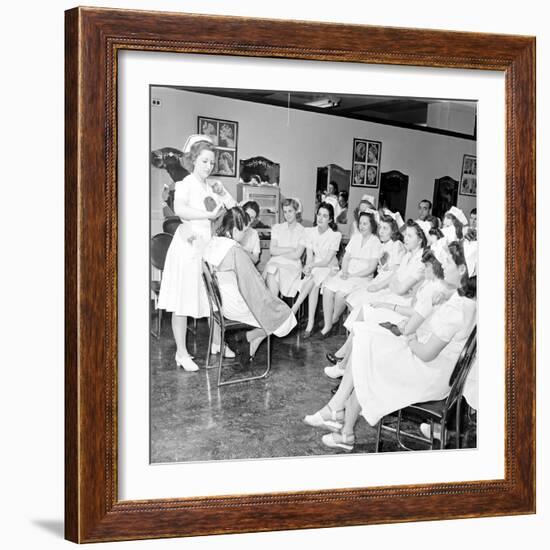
[150,317,471,463]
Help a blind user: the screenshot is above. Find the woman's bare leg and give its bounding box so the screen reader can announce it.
[246,328,267,357]
[334,333,352,359]
[327,365,355,411]
[306,285,320,332]
[331,292,348,325]
[172,314,190,357]
[321,288,335,334]
[341,391,361,436]
[266,272,280,297]
[291,278,314,314]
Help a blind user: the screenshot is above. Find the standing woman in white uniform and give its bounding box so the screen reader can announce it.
[263,198,306,298]
[291,202,342,338]
[157,135,236,371]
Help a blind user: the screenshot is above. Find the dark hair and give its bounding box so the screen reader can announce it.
[183,140,216,172]
[470,208,477,216]
[425,214,441,230]
[338,190,348,201]
[444,213,464,240]
[447,241,476,298]
[242,200,260,219]
[405,219,428,249]
[429,227,444,240]
[354,199,374,225]
[378,214,404,242]
[419,199,432,210]
[316,202,337,231]
[328,181,338,194]
[421,249,444,280]
[358,211,378,234]
[217,206,248,238]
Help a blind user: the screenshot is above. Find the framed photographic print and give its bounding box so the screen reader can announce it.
[351,138,382,188]
[460,153,477,196]
[65,7,535,543]
[197,116,239,176]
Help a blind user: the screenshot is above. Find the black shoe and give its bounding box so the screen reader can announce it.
[326,352,340,365]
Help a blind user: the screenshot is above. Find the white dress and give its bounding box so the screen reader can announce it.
[376,239,406,285]
[346,246,424,311]
[157,173,235,317]
[263,222,305,297]
[351,292,477,426]
[323,233,382,296]
[300,226,342,288]
[241,227,260,259]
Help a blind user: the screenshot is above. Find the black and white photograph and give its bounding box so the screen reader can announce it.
[460,153,477,196]
[151,86,478,464]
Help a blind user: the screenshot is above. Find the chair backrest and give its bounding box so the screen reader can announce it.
[162,216,182,236]
[444,326,477,410]
[150,232,173,271]
[201,261,224,324]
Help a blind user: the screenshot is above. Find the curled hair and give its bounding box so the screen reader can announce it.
[405,219,428,249]
[242,200,260,219]
[328,181,339,194]
[378,214,404,242]
[282,197,300,212]
[358,211,378,235]
[217,206,248,239]
[354,199,375,225]
[425,214,441,230]
[316,202,337,231]
[182,140,216,172]
[447,241,476,298]
[429,227,444,240]
[421,249,444,280]
[444,213,464,240]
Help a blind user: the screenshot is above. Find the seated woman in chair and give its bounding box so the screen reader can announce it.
[320,212,381,336]
[203,207,297,362]
[304,241,476,452]
[290,202,342,338]
[263,198,306,298]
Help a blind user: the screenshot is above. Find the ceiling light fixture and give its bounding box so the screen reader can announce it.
[305,97,340,109]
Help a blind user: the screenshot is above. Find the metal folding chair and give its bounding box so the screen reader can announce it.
[150,232,173,338]
[375,326,477,451]
[202,261,271,387]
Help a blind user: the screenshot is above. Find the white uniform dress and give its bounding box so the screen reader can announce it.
[351,291,476,426]
[157,173,235,317]
[300,226,342,288]
[346,246,424,311]
[263,222,305,297]
[323,233,382,296]
[376,239,406,285]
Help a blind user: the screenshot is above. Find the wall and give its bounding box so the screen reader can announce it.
[151,86,476,232]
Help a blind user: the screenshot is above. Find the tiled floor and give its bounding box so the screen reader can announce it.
[150,316,475,464]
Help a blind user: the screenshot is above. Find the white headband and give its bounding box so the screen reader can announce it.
[182,134,214,154]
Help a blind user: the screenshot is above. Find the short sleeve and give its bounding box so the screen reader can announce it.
[413,283,435,319]
[252,230,261,256]
[431,304,461,343]
[329,231,342,251]
[271,223,281,245]
[368,237,383,259]
[300,227,313,248]
[344,234,358,255]
[391,241,406,266]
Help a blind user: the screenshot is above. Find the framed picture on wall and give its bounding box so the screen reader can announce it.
[197,116,239,176]
[460,153,477,196]
[351,138,382,187]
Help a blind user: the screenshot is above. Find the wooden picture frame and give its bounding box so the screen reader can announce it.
[460,153,478,196]
[65,7,536,543]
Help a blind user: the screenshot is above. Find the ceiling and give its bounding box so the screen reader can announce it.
[165,86,476,139]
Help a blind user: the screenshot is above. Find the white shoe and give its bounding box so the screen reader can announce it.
[303,406,344,432]
[175,353,199,372]
[211,343,236,358]
[324,363,345,379]
[321,432,355,452]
